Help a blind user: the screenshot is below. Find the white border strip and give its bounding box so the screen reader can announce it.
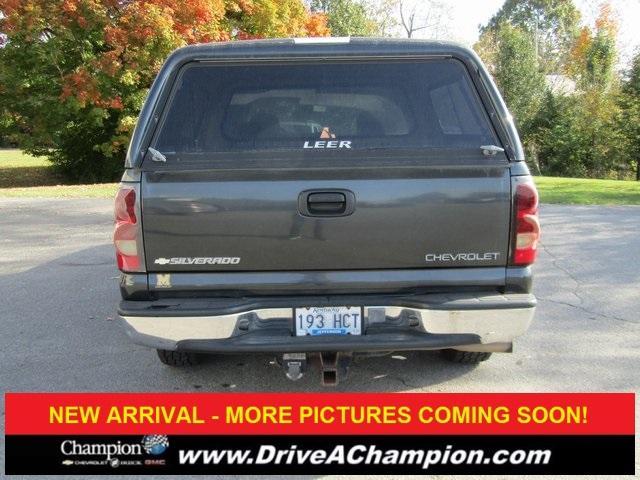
[293,37,350,44]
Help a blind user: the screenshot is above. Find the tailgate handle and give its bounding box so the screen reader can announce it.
[299,190,355,217]
[308,193,345,213]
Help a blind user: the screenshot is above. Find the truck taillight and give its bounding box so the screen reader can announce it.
[512,181,540,266]
[114,186,144,272]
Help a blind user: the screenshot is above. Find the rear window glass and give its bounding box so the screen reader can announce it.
[153,60,497,153]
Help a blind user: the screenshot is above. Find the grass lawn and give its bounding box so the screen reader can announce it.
[0,149,62,188]
[0,183,118,198]
[535,176,640,205]
[0,149,117,198]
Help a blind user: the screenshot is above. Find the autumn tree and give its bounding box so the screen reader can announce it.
[309,0,379,36]
[0,0,329,181]
[530,3,627,178]
[567,2,617,90]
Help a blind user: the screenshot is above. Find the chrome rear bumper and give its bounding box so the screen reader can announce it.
[119,293,535,353]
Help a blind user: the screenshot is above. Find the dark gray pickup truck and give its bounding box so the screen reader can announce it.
[114,38,540,385]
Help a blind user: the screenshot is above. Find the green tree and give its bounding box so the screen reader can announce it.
[475,1,580,171]
[482,0,581,73]
[531,5,626,180]
[531,89,626,178]
[310,0,378,36]
[534,2,626,179]
[475,23,547,152]
[619,50,640,180]
[529,92,586,176]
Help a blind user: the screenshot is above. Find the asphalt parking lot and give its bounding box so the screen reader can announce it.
[1,198,639,477]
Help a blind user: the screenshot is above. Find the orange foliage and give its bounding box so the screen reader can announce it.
[61,69,108,107]
[595,2,618,37]
[571,27,592,65]
[567,2,619,80]
[1,0,332,160]
[305,13,330,37]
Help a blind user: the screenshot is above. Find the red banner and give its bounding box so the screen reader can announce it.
[5,392,634,436]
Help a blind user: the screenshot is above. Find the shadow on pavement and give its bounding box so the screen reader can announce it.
[1,244,479,394]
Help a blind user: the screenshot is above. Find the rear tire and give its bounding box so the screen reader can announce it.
[441,349,492,364]
[156,349,199,367]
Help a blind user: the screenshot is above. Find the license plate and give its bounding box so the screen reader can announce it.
[294,306,362,336]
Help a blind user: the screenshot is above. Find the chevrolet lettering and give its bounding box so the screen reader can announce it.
[425,252,501,262]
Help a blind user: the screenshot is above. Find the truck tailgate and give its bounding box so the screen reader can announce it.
[142,162,511,272]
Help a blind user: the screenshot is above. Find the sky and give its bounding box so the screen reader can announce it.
[420,0,640,67]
